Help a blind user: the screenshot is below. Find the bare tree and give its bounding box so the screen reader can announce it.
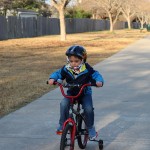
[77,0,106,19]
[120,0,136,29]
[95,0,122,32]
[135,0,150,29]
[77,0,98,19]
[137,12,147,29]
[145,12,150,24]
[0,0,12,16]
[51,0,71,41]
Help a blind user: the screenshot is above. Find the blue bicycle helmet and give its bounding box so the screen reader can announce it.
[66,45,87,62]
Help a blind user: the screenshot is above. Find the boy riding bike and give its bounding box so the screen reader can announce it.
[48,45,104,140]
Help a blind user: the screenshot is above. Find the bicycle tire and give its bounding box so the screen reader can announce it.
[77,116,88,149]
[60,124,74,150]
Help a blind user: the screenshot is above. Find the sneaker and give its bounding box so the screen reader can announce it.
[56,125,63,135]
[88,126,97,140]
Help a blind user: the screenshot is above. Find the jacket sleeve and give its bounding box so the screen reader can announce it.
[49,68,63,81]
[92,71,104,85]
[86,63,104,85]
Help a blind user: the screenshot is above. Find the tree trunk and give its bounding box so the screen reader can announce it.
[59,8,66,41]
[127,17,131,29]
[4,9,7,16]
[141,24,144,29]
[108,13,113,32]
[92,14,95,19]
[141,20,144,29]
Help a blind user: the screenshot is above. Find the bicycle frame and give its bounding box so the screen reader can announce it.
[47,81,103,150]
[55,82,92,149]
[55,82,92,127]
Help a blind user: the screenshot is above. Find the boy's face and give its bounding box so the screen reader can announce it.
[68,56,82,68]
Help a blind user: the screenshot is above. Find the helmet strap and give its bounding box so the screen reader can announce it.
[66,56,70,63]
[66,57,84,72]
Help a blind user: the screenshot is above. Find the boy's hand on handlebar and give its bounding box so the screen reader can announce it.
[96,82,103,87]
[48,79,55,85]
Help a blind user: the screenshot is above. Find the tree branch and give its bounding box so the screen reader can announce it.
[51,0,59,10]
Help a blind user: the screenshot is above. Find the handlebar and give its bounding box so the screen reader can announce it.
[47,81,96,99]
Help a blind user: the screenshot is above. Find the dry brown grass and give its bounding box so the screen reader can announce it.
[0,29,149,117]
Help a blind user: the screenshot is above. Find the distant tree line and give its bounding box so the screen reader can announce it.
[78,0,150,31]
[1,0,150,41]
[0,0,51,17]
[65,8,92,18]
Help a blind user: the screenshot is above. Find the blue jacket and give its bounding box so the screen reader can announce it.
[49,63,104,95]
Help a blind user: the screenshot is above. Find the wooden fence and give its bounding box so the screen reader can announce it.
[0,16,139,40]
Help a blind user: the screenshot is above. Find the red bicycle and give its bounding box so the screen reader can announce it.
[48,81,103,150]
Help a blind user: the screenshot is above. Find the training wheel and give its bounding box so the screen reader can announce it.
[98,139,103,150]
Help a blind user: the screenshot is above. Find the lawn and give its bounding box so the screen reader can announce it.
[0,29,149,116]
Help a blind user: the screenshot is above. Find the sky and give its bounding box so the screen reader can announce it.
[45,0,77,5]
[45,0,50,4]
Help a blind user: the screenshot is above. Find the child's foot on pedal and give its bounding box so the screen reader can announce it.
[88,126,97,140]
[56,125,63,135]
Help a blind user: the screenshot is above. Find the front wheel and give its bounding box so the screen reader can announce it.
[77,116,88,149]
[60,124,74,150]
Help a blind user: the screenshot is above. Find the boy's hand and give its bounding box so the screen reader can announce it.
[96,82,103,87]
[48,79,55,85]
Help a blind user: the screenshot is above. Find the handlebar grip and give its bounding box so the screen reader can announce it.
[47,79,63,85]
[91,82,97,86]
[46,81,58,85]
[57,79,63,84]
[90,79,97,86]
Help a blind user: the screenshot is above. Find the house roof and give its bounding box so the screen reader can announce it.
[17,9,38,14]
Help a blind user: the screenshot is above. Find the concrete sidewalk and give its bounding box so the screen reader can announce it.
[0,35,150,150]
